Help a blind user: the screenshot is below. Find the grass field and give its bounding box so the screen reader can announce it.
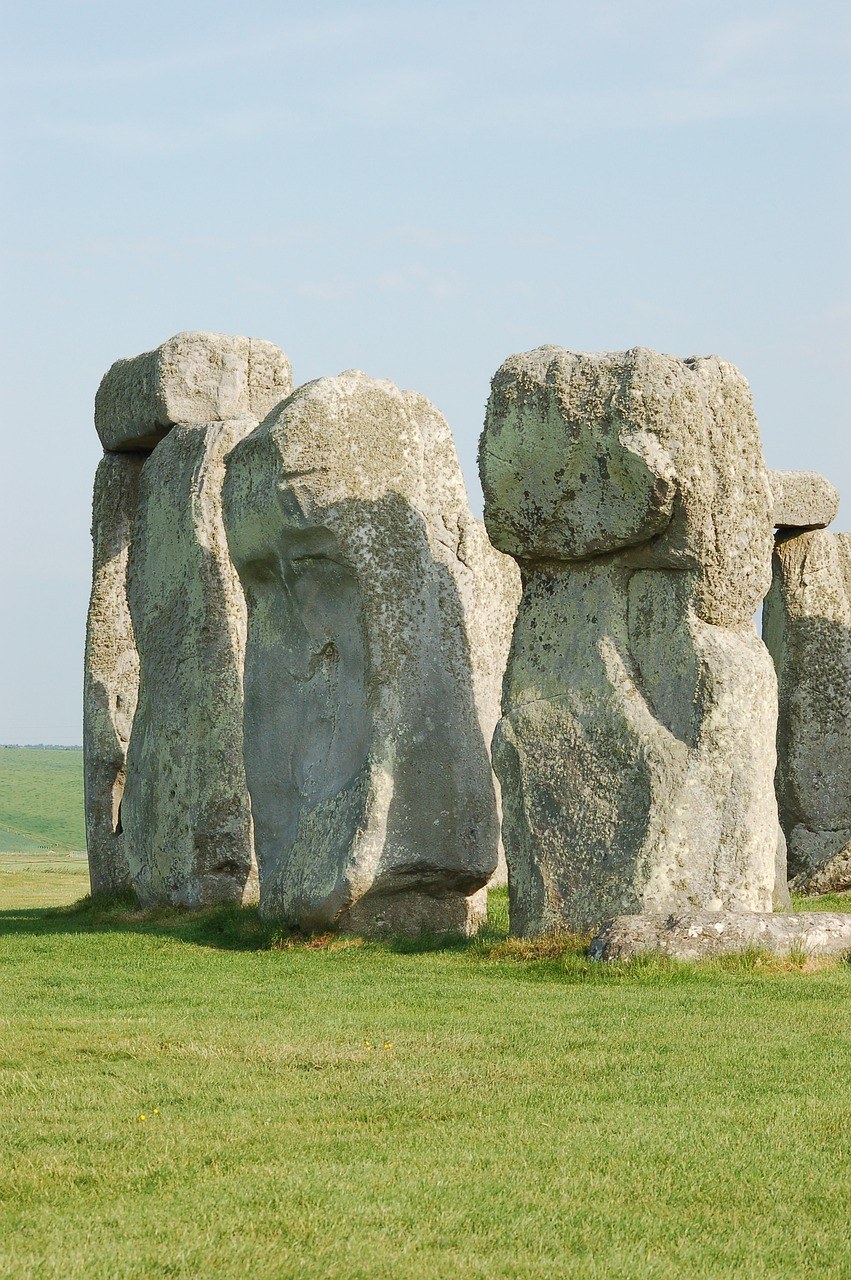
[0,747,85,852]
[2,755,851,1277]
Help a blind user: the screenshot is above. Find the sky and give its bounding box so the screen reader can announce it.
[1,0,849,744]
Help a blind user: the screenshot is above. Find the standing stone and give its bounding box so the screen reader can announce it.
[85,331,293,908]
[461,519,522,887]
[223,371,508,934]
[763,528,851,882]
[481,346,779,935]
[84,453,147,896]
[121,420,260,907]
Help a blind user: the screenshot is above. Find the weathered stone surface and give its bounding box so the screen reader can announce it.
[122,419,258,907]
[458,518,521,886]
[790,839,851,896]
[590,910,851,962]
[223,371,504,934]
[769,469,839,530]
[84,452,146,896]
[481,347,779,935]
[95,332,292,452]
[763,528,851,879]
[774,825,792,909]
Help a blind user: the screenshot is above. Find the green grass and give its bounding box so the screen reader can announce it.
[0,852,90,909]
[3,872,851,1278]
[2,756,851,1277]
[0,747,85,852]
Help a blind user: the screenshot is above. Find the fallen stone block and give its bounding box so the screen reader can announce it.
[590,909,851,962]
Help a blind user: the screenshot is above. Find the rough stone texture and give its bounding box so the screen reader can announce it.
[122,419,259,907]
[770,469,839,530]
[790,839,851,896]
[481,347,779,935]
[223,371,506,934]
[774,825,792,909]
[590,910,851,962]
[84,453,147,896]
[763,528,851,879]
[95,332,292,452]
[461,519,521,886]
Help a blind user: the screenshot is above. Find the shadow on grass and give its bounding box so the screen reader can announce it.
[2,886,850,983]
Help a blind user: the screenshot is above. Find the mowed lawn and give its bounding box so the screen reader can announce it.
[1,754,851,1277]
[0,747,86,851]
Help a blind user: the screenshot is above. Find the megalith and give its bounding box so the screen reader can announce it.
[86,332,292,907]
[122,419,261,907]
[223,370,510,935]
[95,331,292,451]
[480,346,779,935]
[770,469,839,532]
[84,452,146,896]
[763,526,851,886]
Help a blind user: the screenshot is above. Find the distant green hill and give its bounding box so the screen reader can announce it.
[0,748,85,851]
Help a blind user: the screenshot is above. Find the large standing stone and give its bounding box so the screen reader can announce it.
[121,419,261,907]
[84,453,146,896]
[763,528,851,881]
[481,347,779,935]
[223,371,510,934]
[95,332,292,451]
[452,517,521,887]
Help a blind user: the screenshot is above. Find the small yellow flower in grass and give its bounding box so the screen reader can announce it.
[153,1108,159,1115]
[384,1043,393,1050]
[139,1114,147,1122]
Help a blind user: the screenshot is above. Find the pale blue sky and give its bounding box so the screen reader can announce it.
[1,0,849,743]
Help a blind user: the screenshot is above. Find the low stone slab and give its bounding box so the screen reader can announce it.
[590,910,851,962]
[95,332,292,451]
[770,470,839,530]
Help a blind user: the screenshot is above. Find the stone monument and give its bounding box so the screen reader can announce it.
[481,346,780,935]
[85,332,292,906]
[223,370,518,934]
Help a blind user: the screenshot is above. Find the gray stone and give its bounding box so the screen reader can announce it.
[774,825,792,909]
[590,909,851,962]
[791,839,851,896]
[769,469,839,530]
[763,528,851,879]
[122,419,259,908]
[458,518,521,887]
[481,347,779,935]
[223,371,505,934]
[83,452,146,896]
[95,332,292,452]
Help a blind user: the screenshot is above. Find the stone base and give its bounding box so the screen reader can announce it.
[790,839,851,897]
[590,910,851,962]
[342,886,488,939]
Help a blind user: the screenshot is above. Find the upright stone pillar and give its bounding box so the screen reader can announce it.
[481,346,779,935]
[223,370,515,934]
[85,332,292,906]
[84,453,147,896]
[763,468,851,889]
